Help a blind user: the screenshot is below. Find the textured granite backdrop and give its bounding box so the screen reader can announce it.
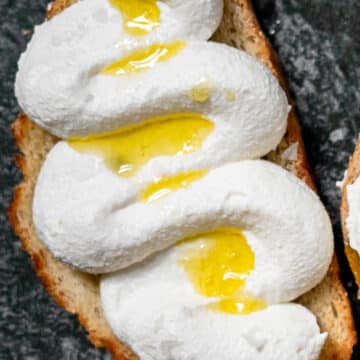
[1,0,359,358]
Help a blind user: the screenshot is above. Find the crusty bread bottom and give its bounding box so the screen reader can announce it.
[341,136,360,290]
[9,0,356,358]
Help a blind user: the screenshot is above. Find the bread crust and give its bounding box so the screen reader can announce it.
[9,0,356,358]
[341,135,360,289]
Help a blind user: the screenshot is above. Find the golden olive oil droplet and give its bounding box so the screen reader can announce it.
[68,114,213,177]
[178,228,267,315]
[210,291,267,315]
[226,90,236,102]
[141,170,207,203]
[101,41,185,76]
[190,77,213,103]
[110,0,160,36]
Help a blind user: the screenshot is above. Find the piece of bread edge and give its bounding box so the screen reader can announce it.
[341,135,360,290]
[9,0,357,359]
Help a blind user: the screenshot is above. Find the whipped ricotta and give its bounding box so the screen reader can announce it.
[15,0,288,155]
[15,0,223,136]
[17,0,334,359]
[101,258,326,360]
[34,154,333,292]
[347,176,360,253]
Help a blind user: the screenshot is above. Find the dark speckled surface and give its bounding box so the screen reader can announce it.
[1,0,359,358]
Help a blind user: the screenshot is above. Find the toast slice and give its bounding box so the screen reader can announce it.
[341,135,360,289]
[9,0,357,358]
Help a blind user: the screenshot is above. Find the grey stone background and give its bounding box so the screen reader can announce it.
[0,0,359,358]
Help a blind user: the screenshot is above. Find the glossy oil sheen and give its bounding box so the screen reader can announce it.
[110,0,160,36]
[190,77,213,103]
[140,170,207,203]
[179,228,266,315]
[68,114,213,177]
[101,41,185,76]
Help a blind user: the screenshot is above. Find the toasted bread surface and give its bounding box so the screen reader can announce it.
[341,136,360,289]
[10,0,356,358]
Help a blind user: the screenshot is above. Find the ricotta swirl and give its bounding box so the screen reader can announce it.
[15,0,333,359]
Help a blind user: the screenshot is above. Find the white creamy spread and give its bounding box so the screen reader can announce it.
[347,175,360,253]
[101,261,326,360]
[15,0,224,137]
[15,1,288,158]
[15,0,334,359]
[34,153,333,296]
